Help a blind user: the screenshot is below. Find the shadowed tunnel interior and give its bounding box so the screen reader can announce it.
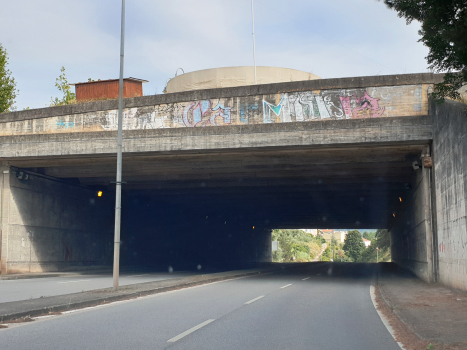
[11,143,427,271]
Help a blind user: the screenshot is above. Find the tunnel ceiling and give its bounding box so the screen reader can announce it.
[12,143,425,229]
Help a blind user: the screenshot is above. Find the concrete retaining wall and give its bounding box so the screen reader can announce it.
[432,100,467,290]
[0,169,114,274]
[390,165,434,282]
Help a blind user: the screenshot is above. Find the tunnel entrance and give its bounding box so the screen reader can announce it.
[271,228,391,264]
[3,143,426,274]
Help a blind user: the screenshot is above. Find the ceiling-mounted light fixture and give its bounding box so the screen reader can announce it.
[412,161,421,170]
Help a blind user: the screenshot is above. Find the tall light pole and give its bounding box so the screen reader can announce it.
[113,0,125,290]
[251,0,257,84]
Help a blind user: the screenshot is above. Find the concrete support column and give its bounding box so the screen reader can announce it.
[0,166,11,274]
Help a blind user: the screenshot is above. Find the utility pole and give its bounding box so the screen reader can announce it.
[113,0,125,290]
[376,247,379,263]
[251,0,257,84]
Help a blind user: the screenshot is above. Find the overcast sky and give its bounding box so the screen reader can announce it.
[1,0,430,110]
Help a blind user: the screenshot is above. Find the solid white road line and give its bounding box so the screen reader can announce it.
[245,295,264,305]
[280,284,292,289]
[123,274,149,278]
[370,285,406,350]
[302,277,310,280]
[57,279,92,284]
[167,319,216,343]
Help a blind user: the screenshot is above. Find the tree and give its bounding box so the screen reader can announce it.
[381,0,467,101]
[50,66,75,106]
[362,231,376,241]
[0,44,18,113]
[343,230,365,262]
[360,229,392,262]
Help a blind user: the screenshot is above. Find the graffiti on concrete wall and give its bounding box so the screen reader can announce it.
[0,84,429,135]
[182,100,232,127]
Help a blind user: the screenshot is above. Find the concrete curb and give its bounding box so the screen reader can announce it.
[0,273,82,280]
[0,268,276,323]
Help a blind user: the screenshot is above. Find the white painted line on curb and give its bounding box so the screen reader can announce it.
[280,284,292,289]
[57,280,92,284]
[245,295,264,305]
[167,319,215,343]
[370,285,406,350]
[302,277,310,280]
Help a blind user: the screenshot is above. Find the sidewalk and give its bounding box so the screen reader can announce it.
[0,267,277,324]
[377,266,467,350]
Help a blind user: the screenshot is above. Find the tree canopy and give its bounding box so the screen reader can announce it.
[50,66,75,106]
[343,230,365,262]
[0,44,17,113]
[382,0,467,101]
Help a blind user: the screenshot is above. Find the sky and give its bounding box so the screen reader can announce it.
[1,0,430,111]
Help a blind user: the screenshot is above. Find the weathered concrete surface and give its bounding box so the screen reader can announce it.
[0,169,113,274]
[390,160,435,283]
[0,116,433,159]
[0,73,442,127]
[378,265,467,345]
[432,100,467,291]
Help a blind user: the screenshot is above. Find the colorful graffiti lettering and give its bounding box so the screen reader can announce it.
[263,98,285,123]
[56,120,75,128]
[182,100,233,127]
[340,92,385,119]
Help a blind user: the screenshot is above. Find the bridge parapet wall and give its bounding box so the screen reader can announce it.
[0,73,439,137]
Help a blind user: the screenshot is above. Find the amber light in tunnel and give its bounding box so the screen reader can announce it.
[393,213,396,218]
[253,226,255,229]
[399,197,403,202]
[97,191,103,197]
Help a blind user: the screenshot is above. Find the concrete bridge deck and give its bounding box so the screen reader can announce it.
[0,73,465,292]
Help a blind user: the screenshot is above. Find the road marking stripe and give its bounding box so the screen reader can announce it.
[245,295,264,305]
[57,279,92,284]
[167,319,215,343]
[280,284,292,289]
[370,285,406,350]
[302,277,310,280]
[124,274,149,278]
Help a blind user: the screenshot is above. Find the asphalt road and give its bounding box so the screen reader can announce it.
[0,271,201,303]
[0,263,400,350]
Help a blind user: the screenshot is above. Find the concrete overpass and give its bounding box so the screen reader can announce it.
[0,73,466,291]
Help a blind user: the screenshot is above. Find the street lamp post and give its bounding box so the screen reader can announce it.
[113,0,125,290]
[251,0,257,84]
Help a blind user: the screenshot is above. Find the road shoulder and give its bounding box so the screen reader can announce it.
[376,272,467,350]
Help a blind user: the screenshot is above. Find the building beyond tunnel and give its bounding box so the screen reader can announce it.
[0,72,466,292]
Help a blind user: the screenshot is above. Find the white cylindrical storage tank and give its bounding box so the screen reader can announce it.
[165,66,320,94]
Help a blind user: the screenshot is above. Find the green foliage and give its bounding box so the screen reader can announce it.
[321,245,332,261]
[272,229,325,262]
[50,66,76,106]
[359,229,392,262]
[382,0,467,101]
[362,231,376,240]
[0,44,18,113]
[343,230,365,262]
